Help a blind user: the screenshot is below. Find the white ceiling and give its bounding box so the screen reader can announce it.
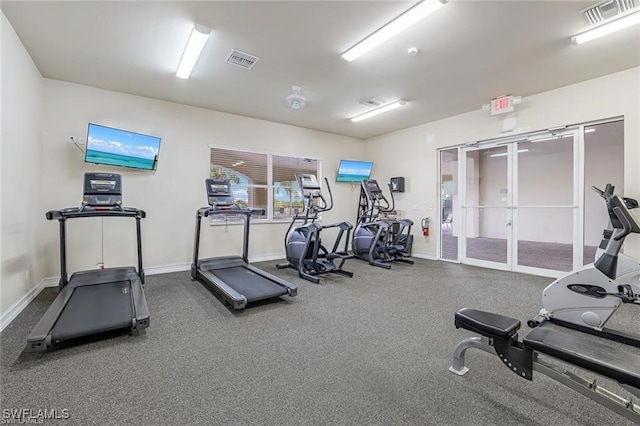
[2,1,639,140]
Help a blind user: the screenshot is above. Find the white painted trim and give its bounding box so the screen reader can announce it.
[144,254,285,274]
[410,251,438,261]
[44,277,59,287]
[249,253,285,263]
[145,263,191,275]
[0,279,50,332]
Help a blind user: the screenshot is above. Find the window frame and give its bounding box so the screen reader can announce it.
[209,144,322,224]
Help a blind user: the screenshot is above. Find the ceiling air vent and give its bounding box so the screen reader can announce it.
[224,49,260,70]
[359,98,385,107]
[581,0,639,25]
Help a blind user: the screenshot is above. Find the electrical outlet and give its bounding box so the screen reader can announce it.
[68,136,85,144]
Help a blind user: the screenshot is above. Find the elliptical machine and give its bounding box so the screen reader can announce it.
[276,173,353,284]
[529,184,640,346]
[352,179,414,269]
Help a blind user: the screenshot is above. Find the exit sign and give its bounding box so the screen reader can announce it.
[490,96,514,115]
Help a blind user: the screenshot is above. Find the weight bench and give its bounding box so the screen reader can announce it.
[449,307,640,422]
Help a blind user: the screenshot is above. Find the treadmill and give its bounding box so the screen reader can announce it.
[191,179,297,309]
[27,173,149,352]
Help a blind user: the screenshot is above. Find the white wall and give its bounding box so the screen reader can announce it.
[364,67,640,260]
[1,12,45,314]
[40,80,365,277]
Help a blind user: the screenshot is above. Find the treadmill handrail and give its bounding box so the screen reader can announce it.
[47,206,146,288]
[47,207,145,220]
[197,207,265,218]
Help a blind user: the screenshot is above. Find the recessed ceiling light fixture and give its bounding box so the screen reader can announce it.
[572,9,640,44]
[350,100,407,122]
[341,0,448,62]
[176,24,211,79]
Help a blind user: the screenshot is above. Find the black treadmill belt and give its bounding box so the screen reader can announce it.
[212,266,288,301]
[51,281,133,342]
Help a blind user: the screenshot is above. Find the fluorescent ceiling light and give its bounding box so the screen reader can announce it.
[341,0,448,62]
[176,24,211,79]
[490,149,529,158]
[350,100,407,122]
[572,10,640,45]
[585,128,596,133]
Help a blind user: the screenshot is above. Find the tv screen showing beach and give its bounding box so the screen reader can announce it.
[85,123,161,171]
[336,160,373,182]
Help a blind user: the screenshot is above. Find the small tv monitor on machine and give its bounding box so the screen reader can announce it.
[85,123,161,171]
[336,160,373,182]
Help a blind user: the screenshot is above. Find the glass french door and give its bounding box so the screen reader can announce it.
[460,143,512,271]
[440,148,459,261]
[457,129,579,276]
[513,131,578,275]
[439,119,624,276]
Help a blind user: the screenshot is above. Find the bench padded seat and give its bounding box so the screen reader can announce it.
[455,308,521,340]
[524,327,640,389]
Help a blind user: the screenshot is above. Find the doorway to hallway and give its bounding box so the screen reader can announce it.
[438,118,624,277]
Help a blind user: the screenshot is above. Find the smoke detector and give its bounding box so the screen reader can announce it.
[286,86,307,110]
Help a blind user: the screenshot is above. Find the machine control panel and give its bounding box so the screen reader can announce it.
[362,179,384,200]
[297,173,322,198]
[82,173,122,207]
[205,179,236,208]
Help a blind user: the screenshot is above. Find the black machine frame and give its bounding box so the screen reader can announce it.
[276,173,354,284]
[191,179,297,309]
[27,173,149,352]
[450,307,640,423]
[352,179,414,269]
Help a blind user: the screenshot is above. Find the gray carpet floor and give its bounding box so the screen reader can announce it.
[1,258,637,425]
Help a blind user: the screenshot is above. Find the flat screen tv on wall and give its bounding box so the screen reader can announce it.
[336,159,373,182]
[85,123,161,171]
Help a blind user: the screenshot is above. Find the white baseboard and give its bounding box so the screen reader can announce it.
[44,277,59,287]
[249,253,284,263]
[410,251,438,261]
[145,263,191,275]
[143,255,284,275]
[0,278,51,332]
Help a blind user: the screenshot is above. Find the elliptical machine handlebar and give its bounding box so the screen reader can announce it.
[304,177,333,214]
[384,183,395,214]
[321,177,334,213]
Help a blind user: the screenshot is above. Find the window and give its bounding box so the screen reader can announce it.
[210,146,320,222]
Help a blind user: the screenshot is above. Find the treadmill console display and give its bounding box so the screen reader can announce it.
[205,179,235,208]
[82,173,123,206]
